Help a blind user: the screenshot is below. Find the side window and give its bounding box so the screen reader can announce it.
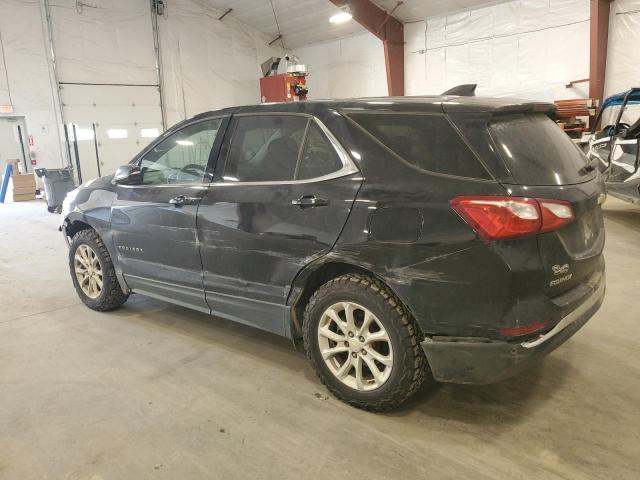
[349,113,491,179]
[296,122,343,180]
[139,118,222,185]
[224,115,308,182]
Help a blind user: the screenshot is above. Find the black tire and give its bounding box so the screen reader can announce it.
[303,274,430,411]
[69,229,129,311]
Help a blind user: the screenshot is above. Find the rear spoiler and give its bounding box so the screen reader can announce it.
[492,102,557,118]
[441,84,477,96]
[442,99,557,118]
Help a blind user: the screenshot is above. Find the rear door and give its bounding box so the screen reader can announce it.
[197,113,361,335]
[488,113,605,295]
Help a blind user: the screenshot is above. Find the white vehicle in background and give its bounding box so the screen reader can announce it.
[587,88,640,203]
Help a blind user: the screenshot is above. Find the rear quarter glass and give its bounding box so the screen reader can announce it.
[489,113,595,186]
[347,112,493,180]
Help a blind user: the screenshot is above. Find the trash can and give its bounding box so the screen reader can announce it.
[34,168,75,213]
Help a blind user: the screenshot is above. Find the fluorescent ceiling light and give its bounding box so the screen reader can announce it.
[329,11,352,24]
[107,128,128,139]
[140,128,160,138]
[176,140,193,146]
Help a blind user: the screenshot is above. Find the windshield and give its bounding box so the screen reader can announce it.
[489,113,592,186]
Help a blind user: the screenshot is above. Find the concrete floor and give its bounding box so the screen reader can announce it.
[1,198,639,480]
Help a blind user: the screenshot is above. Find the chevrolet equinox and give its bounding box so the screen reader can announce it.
[61,96,606,411]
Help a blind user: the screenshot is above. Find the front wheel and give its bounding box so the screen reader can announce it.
[69,229,129,311]
[303,274,430,411]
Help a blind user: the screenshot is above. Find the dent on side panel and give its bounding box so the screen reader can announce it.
[314,114,518,338]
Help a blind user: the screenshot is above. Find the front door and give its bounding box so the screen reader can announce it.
[197,114,361,335]
[111,116,226,312]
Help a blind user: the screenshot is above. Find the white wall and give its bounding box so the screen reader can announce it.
[0,0,280,171]
[158,0,281,125]
[605,0,640,97]
[405,0,591,102]
[50,0,157,85]
[0,0,64,170]
[293,32,387,100]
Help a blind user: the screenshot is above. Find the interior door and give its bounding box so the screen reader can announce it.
[197,114,361,335]
[111,116,225,312]
[588,134,613,172]
[608,138,640,183]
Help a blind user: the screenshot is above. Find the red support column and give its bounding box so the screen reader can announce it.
[329,0,404,96]
[589,0,613,103]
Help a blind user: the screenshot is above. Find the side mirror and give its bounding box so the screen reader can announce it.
[113,164,142,185]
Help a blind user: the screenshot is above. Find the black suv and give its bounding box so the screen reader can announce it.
[61,96,606,411]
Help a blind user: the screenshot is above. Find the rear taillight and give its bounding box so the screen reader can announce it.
[538,200,574,232]
[451,195,574,240]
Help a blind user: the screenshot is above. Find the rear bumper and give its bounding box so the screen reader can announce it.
[421,275,605,384]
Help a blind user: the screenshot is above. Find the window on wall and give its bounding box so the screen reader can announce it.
[139,118,222,184]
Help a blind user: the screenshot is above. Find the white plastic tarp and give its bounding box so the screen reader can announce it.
[605,0,640,97]
[406,0,591,101]
[50,0,157,85]
[158,0,281,125]
[0,0,64,170]
[293,33,387,100]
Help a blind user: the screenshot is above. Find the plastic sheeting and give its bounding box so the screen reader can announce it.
[158,0,282,126]
[293,33,387,100]
[0,0,64,170]
[49,0,282,125]
[50,0,157,85]
[605,0,640,97]
[405,0,591,101]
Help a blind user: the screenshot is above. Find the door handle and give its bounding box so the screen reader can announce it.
[169,195,201,207]
[291,195,329,208]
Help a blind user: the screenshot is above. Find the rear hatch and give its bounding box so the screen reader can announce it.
[452,110,605,296]
[488,113,604,295]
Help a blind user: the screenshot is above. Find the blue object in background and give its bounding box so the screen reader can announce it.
[0,163,13,203]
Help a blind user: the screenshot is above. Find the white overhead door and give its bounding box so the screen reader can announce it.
[51,0,161,182]
[60,84,163,182]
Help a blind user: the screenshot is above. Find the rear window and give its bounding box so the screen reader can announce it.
[349,113,492,179]
[489,113,592,185]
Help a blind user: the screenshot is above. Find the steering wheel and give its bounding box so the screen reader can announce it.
[181,163,206,177]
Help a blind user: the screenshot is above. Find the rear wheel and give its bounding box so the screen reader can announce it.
[69,229,129,311]
[303,274,429,411]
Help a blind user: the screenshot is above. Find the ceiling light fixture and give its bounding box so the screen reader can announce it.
[329,9,352,24]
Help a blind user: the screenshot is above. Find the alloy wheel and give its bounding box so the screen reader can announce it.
[317,302,393,391]
[74,244,103,299]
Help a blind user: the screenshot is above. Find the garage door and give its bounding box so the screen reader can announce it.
[60,84,163,182]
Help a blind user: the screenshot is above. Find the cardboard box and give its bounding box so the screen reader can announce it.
[13,192,35,202]
[7,159,20,174]
[12,173,36,188]
[12,185,35,195]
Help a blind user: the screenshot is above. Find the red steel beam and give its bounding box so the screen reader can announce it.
[329,0,404,96]
[589,0,613,104]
